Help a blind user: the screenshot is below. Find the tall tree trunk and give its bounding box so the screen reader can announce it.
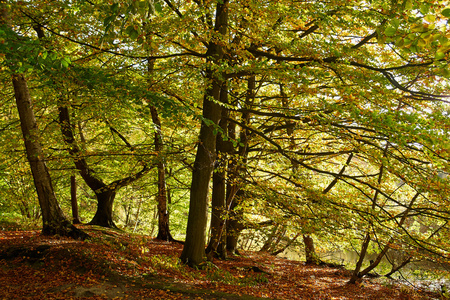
[180,78,222,266]
[150,106,173,241]
[13,74,64,234]
[225,75,254,254]
[206,161,227,259]
[224,122,241,254]
[11,74,86,238]
[226,189,245,253]
[1,3,86,239]
[145,0,174,239]
[70,175,82,224]
[206,83,230,260]
[180,0,229,267]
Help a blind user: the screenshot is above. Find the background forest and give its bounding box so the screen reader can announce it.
[1,0,450,286]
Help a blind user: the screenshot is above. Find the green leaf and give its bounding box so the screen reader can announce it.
[390,19,400,29]
[420,4,429,15]
[155,2,163,14]
[404,0,413,10]
[385,26,397,37]
[125,25,140,40]
[424,15,435,23]
[104,15,116,27]
[435,51,445,60]
[395,37,404,47]
[442,8,450,18]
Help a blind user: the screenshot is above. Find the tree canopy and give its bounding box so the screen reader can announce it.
[1,0,449,278]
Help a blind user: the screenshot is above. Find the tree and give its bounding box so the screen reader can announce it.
[180,0,229,266]
[4,0,448,273]
[150,105,174,241]
[146,1,175,240]
[58,106,150,227]
[1,1,86,238]
[206,82,231,259]
[70,175,82,224]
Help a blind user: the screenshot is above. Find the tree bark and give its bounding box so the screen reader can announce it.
[224,122,241,254]
[180,0,229,267]
[303,234,320,264]
[10,74,87,238]
[145,0,174,239]
[226,189,245,253]
[150,106,174,241]
[12,74,64,232]
[180,79,223,265]
[206,83,230,260]
[89,189,117,227]
[1,3,86,239]
[70,175,82,224]
[225,76,254,254]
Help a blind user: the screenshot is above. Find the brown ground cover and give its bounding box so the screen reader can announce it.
[0,225,440,299]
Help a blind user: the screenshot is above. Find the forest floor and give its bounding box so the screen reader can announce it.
[0,224,443,300]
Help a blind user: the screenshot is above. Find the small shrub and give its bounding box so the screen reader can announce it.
[206,268,236,285]
[240,273,269,286]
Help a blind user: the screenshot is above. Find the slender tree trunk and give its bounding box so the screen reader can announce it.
[260,225,279,253]
[224,122,241,254]
[348,233,372,284]
[145,0,174,239]
[350,192,419,283]
[349,146,387,284]
[180,1,228,267]
[12,74,64,233]
[225,76,254,254]
[133,197,143,232]
[226,189,245,253]
[70,175,82,224]
[206,83,230,260]
[384,256,412,278]
[272,233,301,256]
[150,106,173,241]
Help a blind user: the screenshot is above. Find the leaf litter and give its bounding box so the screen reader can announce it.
[0,225,440,299]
